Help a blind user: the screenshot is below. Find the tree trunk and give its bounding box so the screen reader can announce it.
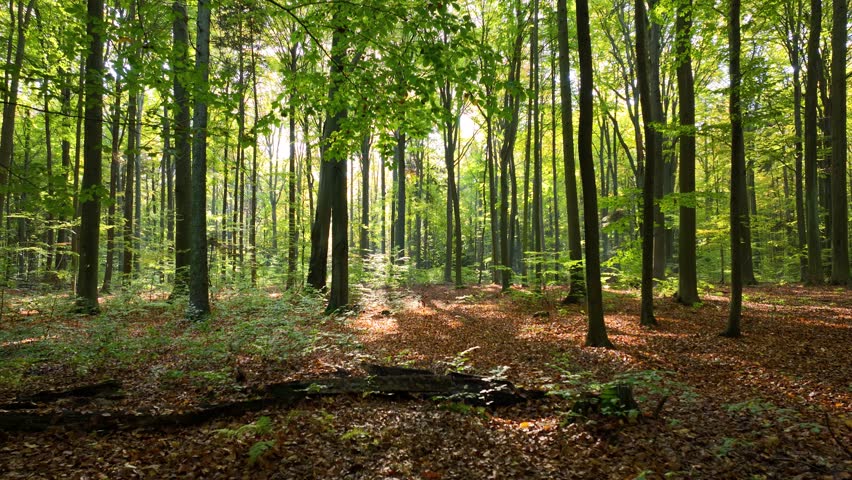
[556,0,584,300]
[829,0,849,284]
[75,0,105,314]
[101,79,123,294]
[675,0,699,305]
[287,103,298,287]
[576,0,613,348]
[635,0,658,327]
[122,87,136,282]
[171,0,191,297]
[722,0,745,338]
[0,0,35,226]
[189,0,211,319]
[394,131,406,262]
[804,0,823,285]
[531,0,544,290]
[359,133,371,258]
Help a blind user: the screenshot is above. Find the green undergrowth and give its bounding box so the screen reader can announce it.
[0,287,334,392]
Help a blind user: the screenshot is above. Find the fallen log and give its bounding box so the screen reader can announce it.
[0,367,543,433]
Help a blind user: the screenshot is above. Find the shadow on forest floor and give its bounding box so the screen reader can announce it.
[0,283,849,478]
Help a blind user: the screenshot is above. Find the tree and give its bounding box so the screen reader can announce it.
[722,0,745,338]
[803,0,822,285]
[189,0,211,319]
[576,0,613,348]
[675,0,700,305]
[829,0,848,285]
[171,0,191,296]
[556,0,584,301]
[75,0,105,314]
[635,0,659,327]
[0,0,36,223]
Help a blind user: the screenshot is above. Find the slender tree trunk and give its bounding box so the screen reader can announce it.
[394,131,406,262]
[55,69,72,271]
[675,0,699,305]
[249,35,259,286]
[171,0,191,296]
[576,0,613,348]
[804,0,823,285]
[102,79,122,294]
[188,0,211,319]
[556,0,584,300]
[0,0,34,225]
[829,0,849,284]
[359,133,371,257]
[287,103,298,287]
[722,0,745,338]
[636,0,658,326]
[75,0,105,314]
[531,0,544,290]
[122,87,137,282]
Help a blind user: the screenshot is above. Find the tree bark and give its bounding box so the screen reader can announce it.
[804,0,823,285]
[635,0,658,326]
[189,0,211,319]
[75,0,105,314]
[576,0,613,348]
[675,0,699,305]
[171,0,191,297]
[829,0,849,284]
[556,0,584,300]
[722,0,745,338]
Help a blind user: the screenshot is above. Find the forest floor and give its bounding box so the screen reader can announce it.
[0,283,850,479]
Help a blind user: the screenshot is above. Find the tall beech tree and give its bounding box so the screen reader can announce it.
[675,0,699,305]
[189,0,211,319]
[75,0,105,313]
[635,0,659,327]
[556,0,584,301]
[171,0,191,296]
[829,0,848,285]
[722,0,745,338]
[803,0,822,285]
[576,0,613,348]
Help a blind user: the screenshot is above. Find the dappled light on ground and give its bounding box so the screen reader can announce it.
[0,283,849,478]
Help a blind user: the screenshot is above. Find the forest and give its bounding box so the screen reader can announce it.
[0,0,850,477]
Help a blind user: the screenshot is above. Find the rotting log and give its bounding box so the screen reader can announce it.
[0,367,543,433]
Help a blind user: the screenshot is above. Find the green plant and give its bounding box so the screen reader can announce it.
[247,440,276,465]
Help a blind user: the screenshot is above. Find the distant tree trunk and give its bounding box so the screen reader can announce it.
[43,78,56,271]
[441,82,458,285]
[675,0,699,305]
[171,0,191,296]
[829,0,849,284]
[531,0,544,290]
[635,0,658,327]
[122,87,137,282]
[804,0,822,285]
[75,0,105,314]
[287,104,299,287]
[549,26,560,281]
[576,0,613,348]
[394,131,406,262]
[55,69,73,271]
[722,0,745,338]
[189,0,211,319]
[164,104,174,245]
[0,0,35,226]
[102,80,123,294]
[250,34,259,286]
[359,133,371,257]
[556,0,584,300]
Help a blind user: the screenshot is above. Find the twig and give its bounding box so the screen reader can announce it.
[824,412,852,459]
[652,395,670,419]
